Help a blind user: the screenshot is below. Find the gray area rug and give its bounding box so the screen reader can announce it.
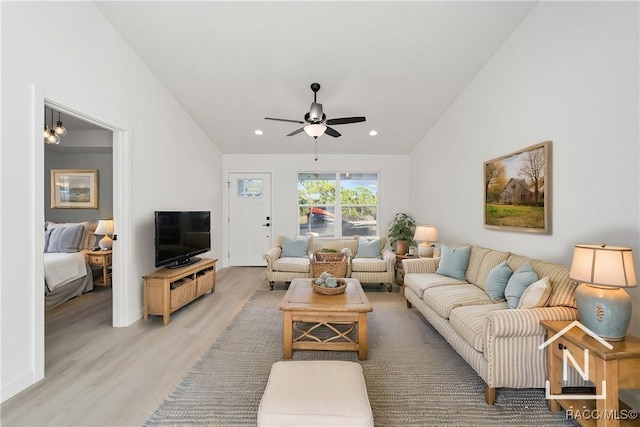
[143,289,578,426]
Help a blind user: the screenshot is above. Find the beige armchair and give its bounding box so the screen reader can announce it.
[349,236,396,291]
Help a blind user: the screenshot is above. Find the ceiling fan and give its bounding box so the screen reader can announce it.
[265,83,366,140]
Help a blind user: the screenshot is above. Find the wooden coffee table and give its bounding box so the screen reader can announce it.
[279,278,373,360]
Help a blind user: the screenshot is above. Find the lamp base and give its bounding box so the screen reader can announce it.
[418,243,433,258]
[575,283,632,341]
[98,235,113,251]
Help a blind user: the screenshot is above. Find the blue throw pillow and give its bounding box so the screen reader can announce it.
[504,262,539,309]
[280,236,308,257]
[355,237,382,259]
[485,260,513,302]
[435,245,471,281]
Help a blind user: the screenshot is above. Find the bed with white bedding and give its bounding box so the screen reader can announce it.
[44,221,96,310]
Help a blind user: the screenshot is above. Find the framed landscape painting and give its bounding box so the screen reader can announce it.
[51,169,98,209]
[484,141,551,234]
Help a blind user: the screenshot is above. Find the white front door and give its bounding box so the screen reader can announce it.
[228,173,272,266]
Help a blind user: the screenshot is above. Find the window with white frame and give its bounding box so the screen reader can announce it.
[298,172,378,237]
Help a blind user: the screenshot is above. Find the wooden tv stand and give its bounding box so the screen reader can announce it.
[143,258,217,325]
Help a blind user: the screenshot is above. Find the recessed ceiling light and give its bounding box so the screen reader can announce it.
[369,130,378,136]
[254,129,263,136]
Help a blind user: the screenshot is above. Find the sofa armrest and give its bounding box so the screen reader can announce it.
[485,306,579,338]
[263,247,282,271]
[402,257,440,274]
[381,249,396,271]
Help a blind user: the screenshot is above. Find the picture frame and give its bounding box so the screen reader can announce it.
[51,169,98,209]
[484,141,551,234]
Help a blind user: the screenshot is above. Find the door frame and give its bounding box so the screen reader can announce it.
[32,86,133,382]
[226,172,272,267]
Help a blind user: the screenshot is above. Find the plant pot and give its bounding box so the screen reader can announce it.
[396,240,408,255]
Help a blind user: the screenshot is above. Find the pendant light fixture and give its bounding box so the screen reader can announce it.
[44,107,61,145]
[54,111,67,136]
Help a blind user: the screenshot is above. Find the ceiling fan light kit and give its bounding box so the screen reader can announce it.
[265,82,366,160]
[304,124,326,138]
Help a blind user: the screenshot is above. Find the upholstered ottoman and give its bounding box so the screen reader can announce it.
[257,360,374,427]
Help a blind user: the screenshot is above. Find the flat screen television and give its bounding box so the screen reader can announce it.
[155,211,211,268]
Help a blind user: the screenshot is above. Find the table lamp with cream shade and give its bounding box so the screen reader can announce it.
[569,244,637,341]
[95,219,114,250]
[413,225,438,257]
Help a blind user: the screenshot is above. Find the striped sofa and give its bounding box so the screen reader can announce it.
[264,236,396,291]
[403,245,582,405]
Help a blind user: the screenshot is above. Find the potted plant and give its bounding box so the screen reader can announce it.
[387,212,416,255]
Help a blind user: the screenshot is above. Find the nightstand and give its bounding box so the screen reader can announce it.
[541,320,640,426]
[395,254,418,286]
[87,249,112,286]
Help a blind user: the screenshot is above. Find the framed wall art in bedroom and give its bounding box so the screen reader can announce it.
[51,169,98,209]
[484,141,551,234]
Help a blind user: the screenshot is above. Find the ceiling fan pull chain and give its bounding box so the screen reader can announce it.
[314,138,318,161]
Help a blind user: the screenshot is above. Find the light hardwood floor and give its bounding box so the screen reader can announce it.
[1,266,269,427]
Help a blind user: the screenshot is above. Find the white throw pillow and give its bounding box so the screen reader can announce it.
[517,276,551,309]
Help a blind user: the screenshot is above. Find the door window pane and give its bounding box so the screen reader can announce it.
[238,179,263,197]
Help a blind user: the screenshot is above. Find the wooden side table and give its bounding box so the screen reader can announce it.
[540,320,640,427]
[86,249,112,286]
[395,254,418,285]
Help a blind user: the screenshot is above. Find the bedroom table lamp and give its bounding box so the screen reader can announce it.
[95,219,114,250]
[413,225,438,258]
[569,244,637,341]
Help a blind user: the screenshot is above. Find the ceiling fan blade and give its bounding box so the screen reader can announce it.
[324,126,341,138]
[287,127,305,136]
[265,117,305,124]
[325,116,366,126]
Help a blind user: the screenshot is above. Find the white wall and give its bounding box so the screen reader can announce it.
[1,2,223,401]
[222,154,412,267]
[409,1,639,407]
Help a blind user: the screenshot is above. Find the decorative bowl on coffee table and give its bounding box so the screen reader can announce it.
[312,278,347,295]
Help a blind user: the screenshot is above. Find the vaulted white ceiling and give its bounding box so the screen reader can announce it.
[94,1,536,156]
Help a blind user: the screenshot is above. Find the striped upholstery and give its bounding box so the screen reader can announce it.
[351,270,394,285]
[351,258,386,272]
[531,260,577,308]
[474,250,511,290]
[465,246,493,284]
[445,327,489,385]
[268,271,310,283]
[506,254,530,273]
[404,273,466,300]
[351,236,395,285]
[309,237,359,255]
[273,257,310,273]
[486,305,578,338]
[422,284,493,319]
[404,243,583,398]
[449,303,509,352]
[402,257,440,274]
[351,248,395,285]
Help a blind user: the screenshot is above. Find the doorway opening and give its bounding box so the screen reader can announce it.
[33,86,133,384]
